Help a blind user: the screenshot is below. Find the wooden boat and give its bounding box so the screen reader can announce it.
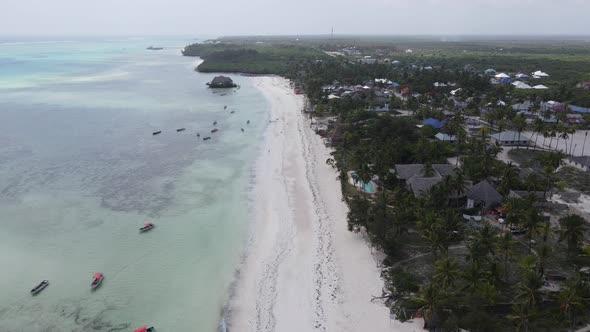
[224,105,227,109]
[230,111,235,114]
[152,131,162,135]
[241,128,245,132]
[134,326,155,332]
[211,129,218,133]
[246,120,250,124]
[213,121,218,126]
[91,273,104,290]
[139,222,155,232]
[30,280,49,295]
[176,128,186,132]
[203,137,211,141]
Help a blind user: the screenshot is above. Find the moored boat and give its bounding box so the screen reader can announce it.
[134,326,155,332]
[176,128,186,132]
[152,131,162,135]
[91,273,104,290]
[30,280,49,295]
[211,129,218,133]
[203,136,211,141]
[213,121,217,126]
[139,222,155,232]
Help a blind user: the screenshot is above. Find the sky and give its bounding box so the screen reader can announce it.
[2,0,590,36]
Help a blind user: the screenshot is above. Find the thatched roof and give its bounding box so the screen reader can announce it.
[467,180,502,207]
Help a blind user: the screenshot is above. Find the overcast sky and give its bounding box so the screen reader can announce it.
[2,0,590,36]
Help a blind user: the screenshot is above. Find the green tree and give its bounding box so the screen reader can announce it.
[433,257,461,290]
[558,214,589,258]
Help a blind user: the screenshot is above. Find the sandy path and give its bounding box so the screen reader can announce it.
[226,76,422,332]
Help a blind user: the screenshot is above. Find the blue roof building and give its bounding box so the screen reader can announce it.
[422,118,444,129]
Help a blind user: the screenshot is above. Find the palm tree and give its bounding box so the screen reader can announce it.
[416,282,442,330]
[559,283,584,329]
[523,207,544,253]
[433,257,461,290]
[462,263,485,294]
[532,118,544,151]
[513,114,527,149]
[559,214,589,258]
[557,123,568,154]
[496,232,516,280]
[508,303,536,332]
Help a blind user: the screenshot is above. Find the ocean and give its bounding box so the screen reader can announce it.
[0,36,268,331]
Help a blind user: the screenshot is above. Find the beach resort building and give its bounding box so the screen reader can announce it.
[393,164,457,197]
[466,180,502,209]
[490,131,530,146]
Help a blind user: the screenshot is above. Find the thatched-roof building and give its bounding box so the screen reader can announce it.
[207,76,237,88]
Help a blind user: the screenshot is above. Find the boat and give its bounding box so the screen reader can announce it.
[230,111,235,114]
[213,121,218,126]
[152,131,162,135]
[30,280,49,295]
[91,273,104,290]
[211,129,218,133]
[196,133,200,137]
[176,128,186,132]
[146,46,163,50]
[134,326,155,332]
[224,105,227,109]
[203,137,211,141]
[246,120,250,124]
[139,222,155,232]
[241,128,245,132]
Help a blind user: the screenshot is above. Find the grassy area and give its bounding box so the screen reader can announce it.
[557,166,590,192]
[182,42,330,75]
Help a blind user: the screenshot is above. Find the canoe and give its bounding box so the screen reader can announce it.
[134,326,155,332]
[211,129,219,133]
[140,222,155,232]
[176,128,186,132]
[152,131,162,135]
[30,280,49,295]
[203,137,212,141]
[91,273,104,290]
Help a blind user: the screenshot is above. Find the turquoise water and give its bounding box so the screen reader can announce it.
[0,37,268,331]
[349,172,376,193]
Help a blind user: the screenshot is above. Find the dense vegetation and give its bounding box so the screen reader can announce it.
[182,42,330,74]
[296,58,590,331]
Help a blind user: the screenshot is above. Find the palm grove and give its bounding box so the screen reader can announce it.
[290,58,590,331]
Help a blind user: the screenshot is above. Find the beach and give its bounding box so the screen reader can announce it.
[227,76,423,332]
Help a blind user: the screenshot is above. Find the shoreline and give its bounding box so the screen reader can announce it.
[225,76,423,331]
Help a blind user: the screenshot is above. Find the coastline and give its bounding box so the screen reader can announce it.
[226,76,423,331]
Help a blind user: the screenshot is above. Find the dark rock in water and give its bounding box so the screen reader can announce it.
[153,131,162,135]
[241,128,245,132]
[176,128,186,132]
[247,120,250,124]
[207,76,237,88]
[203,137,211,141]
[196,133,200,137]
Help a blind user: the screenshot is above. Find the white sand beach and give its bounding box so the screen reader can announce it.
[227,76,423,332]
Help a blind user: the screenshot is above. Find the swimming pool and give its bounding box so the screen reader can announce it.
[349,172,377,194]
